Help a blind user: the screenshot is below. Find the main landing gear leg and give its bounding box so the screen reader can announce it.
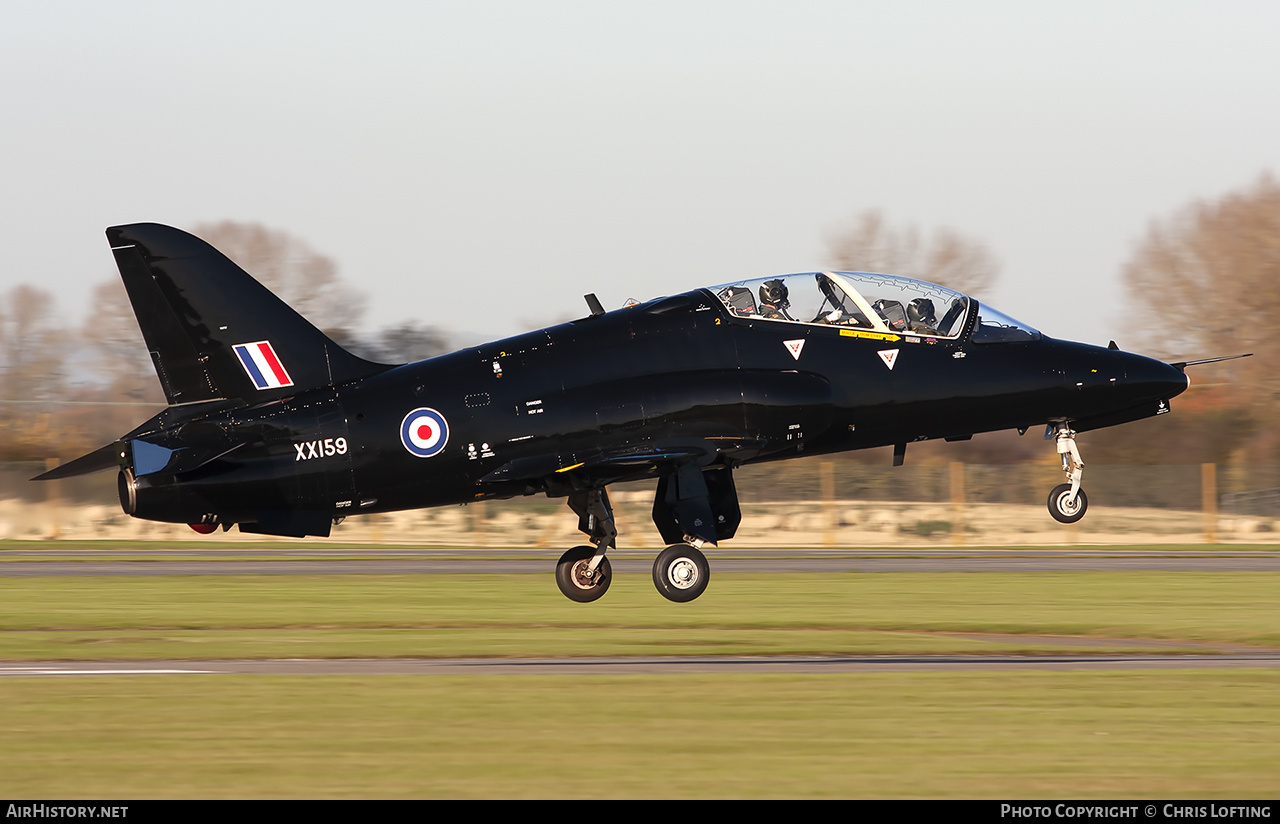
[1047,424,1088,524]
[556,488,616,603]
[649,464,732,603]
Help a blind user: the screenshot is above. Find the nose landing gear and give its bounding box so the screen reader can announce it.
[1048,482,1088,523]
[1047,423,1088,523]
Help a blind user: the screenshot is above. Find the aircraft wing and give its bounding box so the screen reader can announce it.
[479,437,765,487]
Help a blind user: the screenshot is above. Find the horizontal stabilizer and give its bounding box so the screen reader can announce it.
[30,443,123,481]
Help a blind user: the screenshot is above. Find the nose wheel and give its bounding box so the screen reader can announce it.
[1047,483,1088,523]
[652,543,710,603]
[1047,423,1088,523]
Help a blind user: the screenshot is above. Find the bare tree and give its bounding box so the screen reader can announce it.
[192,221,367,338]
[346,320,450,364]
[1124,173,1280,374]
[826,209,1000,297]
[1122,173,1280,463]
[80,280,164,403]
[0,285,65,403]
[0,285,70,458]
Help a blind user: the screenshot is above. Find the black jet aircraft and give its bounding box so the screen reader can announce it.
[37,223,1225,603]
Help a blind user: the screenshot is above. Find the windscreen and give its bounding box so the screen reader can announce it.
[970,304,1041,343]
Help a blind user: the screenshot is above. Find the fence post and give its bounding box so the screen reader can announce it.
[1202,462,1218,544]
[949,462,965,546]
[820,461,836,546]
[44,457,62,540]
[471,501,487,547]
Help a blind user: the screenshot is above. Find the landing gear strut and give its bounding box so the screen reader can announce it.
[552,465,739,604]
[555,489,615,603]
[1047,423,1088,524]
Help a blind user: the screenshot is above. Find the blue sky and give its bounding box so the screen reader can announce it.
[4,1,1278,350]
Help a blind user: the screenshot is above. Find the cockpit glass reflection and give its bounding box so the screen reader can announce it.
[971,305,1041,343]
[711,272,971,339]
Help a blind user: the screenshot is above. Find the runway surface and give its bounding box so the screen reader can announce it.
[3,547,1279,576]
[4,546,1277,676]
[3,652,1279,677]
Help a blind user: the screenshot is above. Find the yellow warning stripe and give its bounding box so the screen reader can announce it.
[839,329,901,342]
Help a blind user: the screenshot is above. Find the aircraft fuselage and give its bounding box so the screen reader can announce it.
[124,287,1187,537]
[44,222,1200,602]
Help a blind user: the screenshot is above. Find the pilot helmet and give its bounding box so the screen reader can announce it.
[759,278,789,307]
[907,298,936,324]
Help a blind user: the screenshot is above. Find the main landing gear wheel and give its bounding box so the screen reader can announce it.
[652,544,710,603]
[1047,483,1088,524]
[556,546,612,603]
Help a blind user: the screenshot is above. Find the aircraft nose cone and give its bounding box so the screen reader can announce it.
[1121,352,1190,402]
[1064,346,1187,402]
[1060,344,1190,426]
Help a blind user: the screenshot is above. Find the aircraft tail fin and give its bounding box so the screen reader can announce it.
[107,223,388,405]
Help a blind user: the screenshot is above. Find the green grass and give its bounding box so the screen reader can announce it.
[2,561,1278,797]
[1,671,1278,798]
[1,571,1277,660]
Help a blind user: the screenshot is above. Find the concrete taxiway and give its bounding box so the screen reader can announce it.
[2,653,1279,677]
[2,546,1279,576]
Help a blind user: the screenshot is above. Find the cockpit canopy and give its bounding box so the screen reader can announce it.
[709,271,1040,343]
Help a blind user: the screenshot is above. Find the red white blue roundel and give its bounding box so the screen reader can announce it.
[400,408,449,458]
